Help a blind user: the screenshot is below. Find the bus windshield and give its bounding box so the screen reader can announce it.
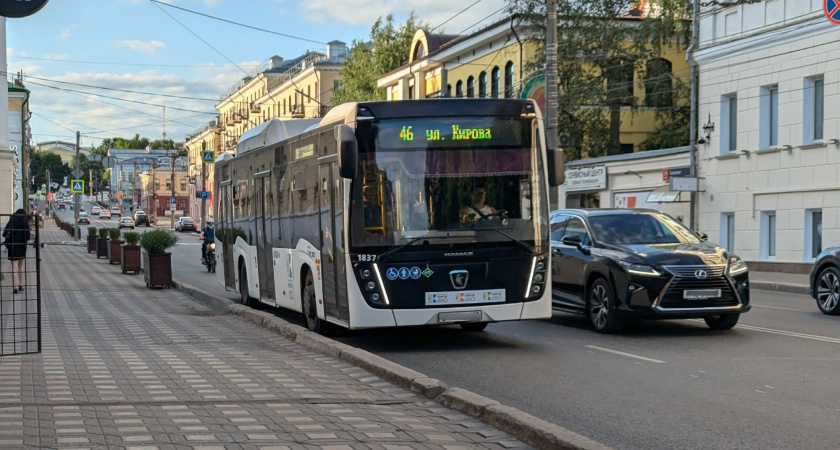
[351,116,548,249]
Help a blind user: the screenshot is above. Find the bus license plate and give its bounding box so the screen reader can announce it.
[683,289,721,300]
[425,289,505,306]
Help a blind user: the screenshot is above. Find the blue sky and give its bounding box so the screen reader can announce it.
[6,0,508,149]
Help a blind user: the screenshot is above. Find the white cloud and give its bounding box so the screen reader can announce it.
[296,0,508,32]
[113,40,167,54]
[59,25,77,40]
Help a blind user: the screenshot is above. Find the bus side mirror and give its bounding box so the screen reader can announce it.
[547,147,565,187]
[335,124,358,180]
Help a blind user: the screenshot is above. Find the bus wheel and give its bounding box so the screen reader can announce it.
[239,265,258,308]
[460,322,488,332]
[302,271,321,333]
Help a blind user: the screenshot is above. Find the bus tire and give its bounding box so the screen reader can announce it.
[302,270,321,333]
[460,322,488,332]
[239,264,259,309]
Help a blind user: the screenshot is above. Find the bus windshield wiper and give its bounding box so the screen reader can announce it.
[377,234,455,262]
[474,226,538,255]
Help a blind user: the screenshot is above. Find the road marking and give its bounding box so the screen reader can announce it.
[752,304,813,313]
[734,323,840,344]
[585,345,665,364]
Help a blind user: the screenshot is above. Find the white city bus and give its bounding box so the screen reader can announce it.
[214,99,563,332]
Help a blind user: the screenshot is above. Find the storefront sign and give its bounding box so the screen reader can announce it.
[564,166,607,192]
[663,166,691,181]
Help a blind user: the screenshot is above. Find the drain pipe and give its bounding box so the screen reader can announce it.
[686,0,700,231]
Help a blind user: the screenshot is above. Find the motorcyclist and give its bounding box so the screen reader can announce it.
[200,218,215,264]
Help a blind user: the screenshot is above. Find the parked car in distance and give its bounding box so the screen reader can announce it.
[549,209,751,333]
[99,209,111,219]
[78,212,90,224]
[110,206,121,216]
[176,217,196,232]
[57,202,67,209]
[810,246,840,315]
[133,210,145,220]
[91,206,101,215]
[118,216,135,229]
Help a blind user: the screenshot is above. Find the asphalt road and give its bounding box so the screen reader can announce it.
[54,203,840,449]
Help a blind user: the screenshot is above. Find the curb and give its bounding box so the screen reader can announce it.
[750,281,810,296]
[171,277,608,450]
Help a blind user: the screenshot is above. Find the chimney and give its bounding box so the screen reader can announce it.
[326,40,347,59]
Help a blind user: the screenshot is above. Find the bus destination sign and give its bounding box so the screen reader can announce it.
[379,117,523,149]
[399,125,493,142]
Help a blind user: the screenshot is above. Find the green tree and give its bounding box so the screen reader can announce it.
[29,151,70,191]
[507,0,690,160]
[332,14,427,104]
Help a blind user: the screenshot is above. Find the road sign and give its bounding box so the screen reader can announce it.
[70,180,84,194]
[826,0,840,24]
[71,167,83,178]
[170,203,176,210]
[662,166,691,182]
[169,197,177,205]
[197,191,210,200]
[670,177,699,192]
[101,156,117,168]
[202,151,214,163]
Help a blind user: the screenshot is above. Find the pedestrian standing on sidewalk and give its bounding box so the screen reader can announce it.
[3,209,31,294]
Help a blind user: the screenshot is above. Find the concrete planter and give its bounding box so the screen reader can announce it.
[96,238,109,258]
[87,235,97,253]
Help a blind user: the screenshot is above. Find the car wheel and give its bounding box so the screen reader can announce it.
[586,277,625,333]
[302,270,321,333]
[460,322,488,331]
[704,314,740,330]
[815,266,840,315]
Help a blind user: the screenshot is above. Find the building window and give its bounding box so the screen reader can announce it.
[607,60,634,105]
[804,77,824,144]
[721,213,735,253]
[155,180,160,190]
[478,72,487,98]
[179,200,186,209]
[491,67,500,98]
[166,179,172,190]
[504,61,514,98]
[467,76,475,98]
[806,210,822,260]
[408,84,414,100]
[760,85,778,149]
[721,94,737,154]
[644,58,673,107]
[446,84,452,97]
[761,211,776,260]
[180,179,186,192]
[456,80,464,98]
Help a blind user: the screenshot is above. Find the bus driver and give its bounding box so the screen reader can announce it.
[461,186,498,222]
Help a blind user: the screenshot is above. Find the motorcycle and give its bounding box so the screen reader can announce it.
[203,242,216,273]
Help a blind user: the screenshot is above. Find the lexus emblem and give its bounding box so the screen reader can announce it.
[450,270,469,290]
[695,269,708,279]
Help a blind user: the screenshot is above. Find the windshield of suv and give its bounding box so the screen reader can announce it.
[588,212,701,245]
[350,116,548,248]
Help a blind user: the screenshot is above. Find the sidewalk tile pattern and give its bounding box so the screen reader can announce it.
[0,240,530,449]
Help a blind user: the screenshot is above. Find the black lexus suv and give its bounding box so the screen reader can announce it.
[550,209,750,333]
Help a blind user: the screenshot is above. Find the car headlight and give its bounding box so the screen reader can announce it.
[728,258,748,276]
[619,261,661,277]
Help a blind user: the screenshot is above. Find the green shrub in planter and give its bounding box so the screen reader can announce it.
[99,227,110,238]
[123,232,140,246]
[140,229,179,254]
[108,228,122,241]
[88,226,98,237]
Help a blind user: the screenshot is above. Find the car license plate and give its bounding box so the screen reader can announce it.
[683,289,721,300]
[425,289,505,306]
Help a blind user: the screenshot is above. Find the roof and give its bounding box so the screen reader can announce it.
[553,208,664,216]
[565,146,690,167]
[236,118,321,155]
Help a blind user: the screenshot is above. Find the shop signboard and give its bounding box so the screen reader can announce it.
[564,166,607,192]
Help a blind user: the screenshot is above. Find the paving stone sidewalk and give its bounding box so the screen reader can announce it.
[0,239,530,449]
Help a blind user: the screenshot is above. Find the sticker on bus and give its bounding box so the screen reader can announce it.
[425,289,505,306]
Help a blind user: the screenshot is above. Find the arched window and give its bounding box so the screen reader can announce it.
[491,67,500,98]
[504,61,515,98]
[412,42,426,61]
[446,84,452,97]
[456,80,464,98]
[479,71,487,98]
[607,60,635,106]
[644,58,673,107]
[467,76,475,98]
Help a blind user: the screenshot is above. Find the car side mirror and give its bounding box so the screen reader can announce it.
[562,234,582,247]
[335,124,358,180]
[696,231,708,241]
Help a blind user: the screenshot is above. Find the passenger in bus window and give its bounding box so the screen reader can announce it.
[461,186,498,222]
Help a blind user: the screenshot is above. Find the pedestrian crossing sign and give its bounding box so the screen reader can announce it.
[70,179,84,194]
[202,151,214,163]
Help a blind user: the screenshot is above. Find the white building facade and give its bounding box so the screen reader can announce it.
[696,1,840,266]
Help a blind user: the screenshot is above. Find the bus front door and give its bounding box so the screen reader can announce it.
[319,161,349,322]
[256,174,276,304]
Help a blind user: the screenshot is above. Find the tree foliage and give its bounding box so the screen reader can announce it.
[507,0,691,160]
[332,14,427,104]
[29,150,69,190]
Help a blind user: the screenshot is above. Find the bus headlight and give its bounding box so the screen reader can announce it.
[366,281,376,291]
[525,256,548,299]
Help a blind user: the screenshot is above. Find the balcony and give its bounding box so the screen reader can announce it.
[250,102,261,113]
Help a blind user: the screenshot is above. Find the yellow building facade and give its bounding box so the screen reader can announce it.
[376,17,689,155]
